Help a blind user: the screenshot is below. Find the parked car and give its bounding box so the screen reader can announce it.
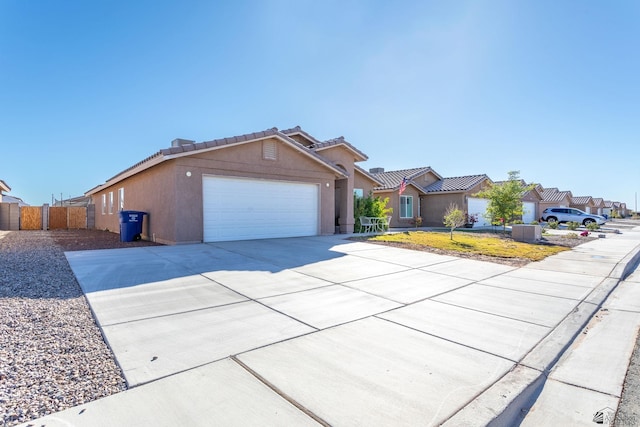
[540,207,607,226]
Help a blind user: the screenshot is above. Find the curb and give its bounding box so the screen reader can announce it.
[442,240,640,426]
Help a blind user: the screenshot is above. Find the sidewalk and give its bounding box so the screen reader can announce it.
[20,226,640,426]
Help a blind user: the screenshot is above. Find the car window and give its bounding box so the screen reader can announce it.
[571,209,583,215]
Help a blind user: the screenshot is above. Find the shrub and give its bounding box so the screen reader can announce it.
[547,221,559,229]
[567,221,580,230]
[586,222,600,231]
[563,233,579,239]
[530,220,539,225]
[354,193,393,232]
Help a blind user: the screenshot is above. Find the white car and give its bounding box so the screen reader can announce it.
[540,207,607,226]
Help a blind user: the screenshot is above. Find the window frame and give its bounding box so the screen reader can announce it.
[108,191,114,215]
[400,195,413,218]
[101,194,106,215]
[118,187,124,211]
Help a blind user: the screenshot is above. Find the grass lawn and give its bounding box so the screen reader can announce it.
[367,230,571,262]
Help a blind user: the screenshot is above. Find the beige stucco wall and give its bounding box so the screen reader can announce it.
[91,137,341,244]
[421,193,467,227]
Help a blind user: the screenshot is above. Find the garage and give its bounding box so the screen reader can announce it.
[467,197,491,226]
[522,202,536,224]
[203,175,319,242]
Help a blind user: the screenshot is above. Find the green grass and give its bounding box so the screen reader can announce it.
[368,231,570,261]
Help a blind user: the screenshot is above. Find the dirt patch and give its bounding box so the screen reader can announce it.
[49,229,163,251]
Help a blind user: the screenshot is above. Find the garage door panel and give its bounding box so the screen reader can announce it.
[522,202,536,224]
[467,198,491,226]
[203,176,319,242]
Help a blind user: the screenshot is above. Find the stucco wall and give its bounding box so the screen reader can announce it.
[91,137,340,244]
[421,193,467,227]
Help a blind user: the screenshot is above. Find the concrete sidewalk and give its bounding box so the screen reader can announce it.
[22,227,640,426]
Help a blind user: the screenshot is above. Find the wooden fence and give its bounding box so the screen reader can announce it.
[0,203,92,230]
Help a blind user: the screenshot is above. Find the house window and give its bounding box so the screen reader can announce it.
[354,188,364,198]
[400,195,413,218]
[108,191,114,214]
[263,140,277,160]
[101,194,106,215]
[118,188,124,211]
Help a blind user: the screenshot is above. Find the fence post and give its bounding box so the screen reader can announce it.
[42,204,49,230]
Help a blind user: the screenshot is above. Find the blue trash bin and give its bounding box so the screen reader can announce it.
[119,211,147,242]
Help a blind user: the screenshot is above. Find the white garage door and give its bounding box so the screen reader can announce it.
[203,176,319,242]
[467,197,491,226]
[522,202,536,224]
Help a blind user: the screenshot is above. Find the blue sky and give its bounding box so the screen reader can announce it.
[1,1,638,209]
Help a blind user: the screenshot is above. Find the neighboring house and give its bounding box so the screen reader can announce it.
[603,201,613,217]
[493,180,542,224]
[421,174,493,227]
[1,194,29,207]
[86,126,369,244]
[571,196,595,214]
[620,202,628,217]
[592,197,605,216]
[539,188,573,214]
[0,179,9,203]
[54,195,91,207]
[370,167,442,228]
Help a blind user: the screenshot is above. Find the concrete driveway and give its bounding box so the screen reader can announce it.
[34,231,640,426]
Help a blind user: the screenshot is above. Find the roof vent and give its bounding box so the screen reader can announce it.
[171,138,195,147]
[369,167,385,173]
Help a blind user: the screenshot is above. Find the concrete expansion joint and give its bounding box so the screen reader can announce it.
[230,355,331,427]
[447,241,640,426]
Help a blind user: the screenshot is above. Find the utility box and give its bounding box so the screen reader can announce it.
[512,224,542,243]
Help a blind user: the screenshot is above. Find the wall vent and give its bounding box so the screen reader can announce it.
[263,140,277,160]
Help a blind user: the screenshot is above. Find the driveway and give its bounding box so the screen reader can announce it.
[48,231,640,426]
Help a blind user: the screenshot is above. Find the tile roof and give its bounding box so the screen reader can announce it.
[571,196,592,205]
[423,174,490,193]
[541,189,572,202]
[371,167,438,191]
[90,127,351,195]
[280,125,324,146]
[592,197,605,206]
[281,126,368,161]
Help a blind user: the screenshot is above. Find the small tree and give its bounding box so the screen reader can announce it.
[474,171,536,233]
[443,203,466,240]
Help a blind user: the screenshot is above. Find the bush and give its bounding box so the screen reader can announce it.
[547,221,559,229]
[354,193,393,232]
[567,221,580,230]
[586,222,600,231]
[563,233,579,239]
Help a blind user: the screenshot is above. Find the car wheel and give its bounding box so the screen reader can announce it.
[583,218,595,226]
[546,217,558,223]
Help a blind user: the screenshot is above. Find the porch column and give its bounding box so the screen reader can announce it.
[337,177,354,233]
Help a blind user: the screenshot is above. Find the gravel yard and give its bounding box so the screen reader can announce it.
[0,230,160,427]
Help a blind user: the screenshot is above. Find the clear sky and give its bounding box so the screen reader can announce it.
[1,1,638,210]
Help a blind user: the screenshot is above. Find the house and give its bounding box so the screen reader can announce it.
[421,174,493,227]
[570,196,595,214]
[603,201,614,217]
[539,188,573,214]
[370,167,442,228]
[86,127,369,244]
[0,179,9,203]
[493,180,542,224]
[592,198,605,216]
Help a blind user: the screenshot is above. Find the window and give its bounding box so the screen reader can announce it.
[101,194,106,215]
[353,188,364,198]
[400,195,413,218]
[118,188,124,211]
[108,191,114,214]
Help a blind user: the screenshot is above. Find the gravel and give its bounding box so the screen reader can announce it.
[0,230,158,426]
